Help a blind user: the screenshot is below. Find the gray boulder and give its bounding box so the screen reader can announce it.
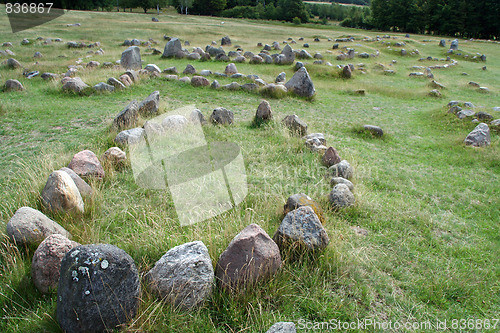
[284,67,315,98]
[221,36,232,46]
[6,58,21,69]
[329,183,355,208]
[183,64,196,74]
[439,39,446,47]
[190,109,207,125]
[161,115,189,131]
[363,125,384,137]
[191,76,210,87]
[273,206,329,251]
[114,100,139,130]
[330,177,354,191]
[464,123,490,147]
[450,39,459,50]
[101,147,127,168]
[138,91,160,116]
[6,207,71,247]
[162,37,184,58]
[62,77,89,93]
[114,128,145,146]
[342,65,352,78]
[31,234,79,293]
[120,46,142,70]
[57,244,140,333]
[275,72,286,83]
[146,241,213,310]
[279,44,295,64]
[41,171,84,214]
[216,224,282,290]
[210,107,234,125]
[282,114,307,136]
[93,82,114,92]
[107,77,126,89]
[4,79,24,91]
[328,160,353,179]
[225,63,238,75]
[144,64,161,74]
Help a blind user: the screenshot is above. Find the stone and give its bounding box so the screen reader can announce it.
[33,51,43,58]
[282,115,307,136]
[273,206,329,251]
[183,64,196,74]
[297,49,312,59]
[41,72,58,80]
[490,119,500,129]
[57,244,140,333]
[284,67,315,98]
[162,115,189,131]
[431,80,446,89]
[200,70,212,76]
[59,167,92,198]
[464,123,490,147]
[250,55,263,64]
[4,79,24,91]
[294,62,304,71]
[190,109,207,125]
[152,17,159,22]
[114,100,139,130]
[429,89,441,97]
[439,39,446,47]
[62,77,89,93]
[191,76,210,87]
[101,147,126,169]
[86,61,100,69]
[234,55,246,63]
[210,107,234,125]
[41,171,84,214]
[216,224,281,290]
[329,184,355,208]
[225,63,238,75]
[32,234,79,293]
[363,125,384,137]
[68,150,105,179]
[479,87,490,93]
[275,72,286,83]
[332,43,339,49]
[211,80,220,89]
[107,77,126,89]
[221,36,232,46]
[6,207,71,247]
[456,109,475,119]
[162,38,184,58]
[450,39,458,50]
[163,66,178,74]
[179,76,191,83]
[352,226,369,236]
[328,160,353,179]
[283,193,324,224]
[120,46,141,70]
[241,83,258,91]
[266,322,297,333]
[6,58,21,69]
[255,100,272,121]
[330,177,354,191]
[115,128,145,146]
[279,44,295,65]
[146,241,213,310]
[342,65,352,78]
[144,64,161,74]
[304,133,325,145]
[138,91,159,116]
[187,52,201,60]
[314,52,323,59]
[322,147,341,167]
[92,82,114,92]
[476,111,493,121]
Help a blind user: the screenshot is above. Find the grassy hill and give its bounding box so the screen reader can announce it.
[0,7,499,332]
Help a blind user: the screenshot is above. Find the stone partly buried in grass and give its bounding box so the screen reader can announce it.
[282,114,307,136]
[329,183,355,209]
[273,206,329,252]
[6,206,71,247]
[57,244,140,333]
[328,160,354,180]
[283,193,325,224]
[210,107,234,125]
[146,241,214,310]
[32,234,80,293]
[216,224,282,290]
[67,150,105,179]
[464,123,491,147]
[41,170,84,214]
[284,67,315,98]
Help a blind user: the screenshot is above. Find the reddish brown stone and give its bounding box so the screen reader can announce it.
[68,150,105,179]
[322,147,341,167]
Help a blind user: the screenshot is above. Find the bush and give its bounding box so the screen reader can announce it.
[293,17,301,25]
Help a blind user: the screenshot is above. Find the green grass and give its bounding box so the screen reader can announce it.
[1,6,499,333]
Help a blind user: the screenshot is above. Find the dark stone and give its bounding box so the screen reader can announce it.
[57,244,140,332]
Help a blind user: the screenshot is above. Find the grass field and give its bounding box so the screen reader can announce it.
[0,6,499,332]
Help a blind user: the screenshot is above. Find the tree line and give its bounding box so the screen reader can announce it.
[371,0,499,39]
